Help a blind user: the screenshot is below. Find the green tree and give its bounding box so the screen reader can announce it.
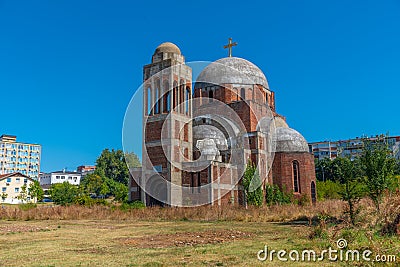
[394,159,400,175]
[359,140,397,212]
[28,180,44,202]
[1,192,8,202]
[113,182,128,202]
[316,180,341,200]
[17,184,28,203]
[81,174,105,196]
[242,161,263,206]
[315,158,336,182]
[124,152,141,168]
[48,182,79,206]
[95,149,140,185]
[333,157,364,225]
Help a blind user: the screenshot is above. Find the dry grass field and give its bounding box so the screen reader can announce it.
[0,200,399,267]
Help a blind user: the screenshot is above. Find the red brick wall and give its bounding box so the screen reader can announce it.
[272,152,316,201]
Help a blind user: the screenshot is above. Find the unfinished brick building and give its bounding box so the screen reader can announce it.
[128,42,316,206]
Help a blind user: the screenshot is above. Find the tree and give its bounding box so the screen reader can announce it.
[1,192,8,202]
[395,159,400,175]
[359,140,397,212]
[81,174,105,196]
[95,149,139,185]
[112,182,128,202]
[124,152,141,168]
[17,184,28,203]
[48,182,79,206]
[28,180,44,202]
[242,161,263,206]
[333,157,364,225]
[315,158,335,182]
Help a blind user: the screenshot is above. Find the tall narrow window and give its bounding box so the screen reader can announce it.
[163,81,170,112]
[293,160,300,193]
[173,81,178,110]
[147,87,152,115]
[155,87,160,114]
[240,88,245,100]
[209,89,213,102]
[165,92,171,112]
[185,86,190,114]
[197,173,201,193]
[190,173,194,193]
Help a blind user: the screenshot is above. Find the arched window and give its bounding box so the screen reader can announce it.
[209,89,213,101]
[240,88,245,100]
[293,160,300,193]
[147,87,152,115]
[163,91,171,112]
[311,181,316,204]
[163,81,170,112]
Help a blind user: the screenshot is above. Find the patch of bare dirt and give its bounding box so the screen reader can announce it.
[119,229,252,248]
[0,225,55,234]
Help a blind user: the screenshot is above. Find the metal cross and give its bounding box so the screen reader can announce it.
[223,38,237,57]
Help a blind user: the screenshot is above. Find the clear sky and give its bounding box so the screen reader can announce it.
[1,0,399,172]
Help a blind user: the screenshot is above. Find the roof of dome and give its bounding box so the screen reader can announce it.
[195,57,269,88]
[154,42,181,55]
[275,117,289,128]
[275,127,309,153]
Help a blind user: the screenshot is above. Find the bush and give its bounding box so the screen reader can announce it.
[48,182,79,206]
[316,180,341,200]
[119,200,146,211]
[265,184,292,205]
[74,195,95,206]
[18,203,37,211]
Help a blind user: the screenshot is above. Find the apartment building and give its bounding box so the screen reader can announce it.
[0,172,37,204]
[309,135,400,160]
[39,170,82,187]
[0,135,41,180]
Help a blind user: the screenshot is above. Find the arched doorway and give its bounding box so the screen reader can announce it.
[311,181,316,204]
[146,175,168,207]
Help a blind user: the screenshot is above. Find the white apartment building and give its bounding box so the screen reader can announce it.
[0,135,41,180]
[39,170,82,186]
[0,172,37,204]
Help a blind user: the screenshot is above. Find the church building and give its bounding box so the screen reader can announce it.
[128,41,316,206]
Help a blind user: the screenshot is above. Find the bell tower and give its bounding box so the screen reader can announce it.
[142,42,193,206]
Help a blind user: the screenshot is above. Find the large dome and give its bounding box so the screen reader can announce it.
[154,42,181,55]
[275,127,309,153]
[196,57,269,88]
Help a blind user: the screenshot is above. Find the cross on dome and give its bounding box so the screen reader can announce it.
[223,38,237,57]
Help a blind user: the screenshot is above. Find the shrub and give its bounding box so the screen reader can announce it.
[48,182,79,206]
[74,195,95,206]
[316,180,341,200]
[18,203,37,211]
[120,200,146,211]
[265,184,292,205]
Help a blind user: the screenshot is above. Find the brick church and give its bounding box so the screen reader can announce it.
[128,41,316,206]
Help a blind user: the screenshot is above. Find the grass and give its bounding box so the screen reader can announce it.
[0,198,399,266]
[0,220,354,266]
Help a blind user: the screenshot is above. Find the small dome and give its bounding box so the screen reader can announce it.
[274,117,289,128]
[195,57,269,88]
[275,127,309,152]
[154,42,181,55]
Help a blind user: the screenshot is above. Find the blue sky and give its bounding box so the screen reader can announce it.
[1,0,399,172]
